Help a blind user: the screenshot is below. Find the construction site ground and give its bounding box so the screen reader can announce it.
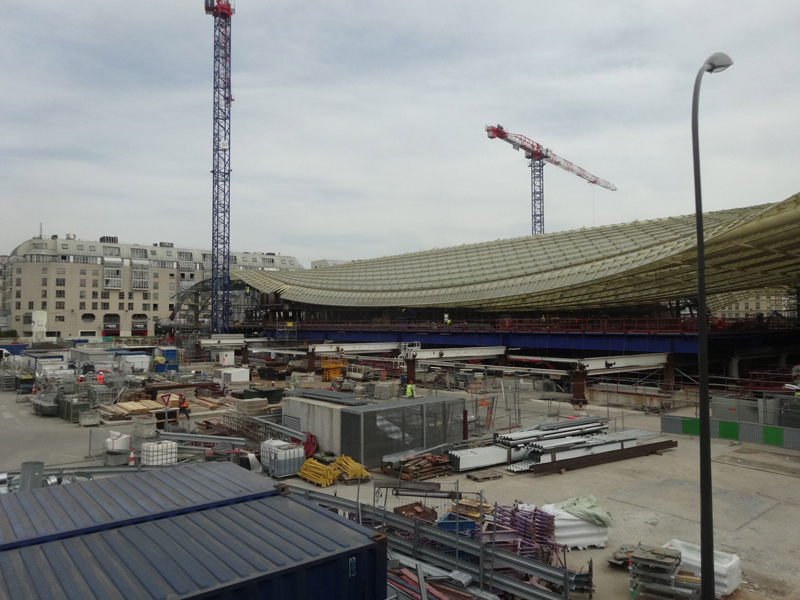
[2,388,799,600]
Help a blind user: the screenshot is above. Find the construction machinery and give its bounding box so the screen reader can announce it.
[486,125,617,235]
[205,0,234,333]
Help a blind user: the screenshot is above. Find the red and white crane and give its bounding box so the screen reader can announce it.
[486,125,616,235]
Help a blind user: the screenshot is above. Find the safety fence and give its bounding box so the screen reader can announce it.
[661,415,800,451]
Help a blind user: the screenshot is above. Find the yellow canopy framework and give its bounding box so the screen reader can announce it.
[234,192,800,311]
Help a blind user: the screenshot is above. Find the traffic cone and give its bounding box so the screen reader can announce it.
[128,448,136,466]
[31,384,37,395]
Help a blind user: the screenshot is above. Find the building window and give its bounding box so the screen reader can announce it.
[153,304,158,311]
[92,302,98,310]
[77,245,83,251]
[169,273,175,279]
[92,280,98,288]
[41,290,47,298]
[119,292,125,299]
[16,268,21,274]
[169,283,175,291]
[41,302,47,309]
[735,312,739,318]
[104,268,122,289]
[150,249,156,256]
[74,255,94,264]
[735,303,739,309]
[42,278,47,286]
[119,303,125,310]
[15,315,20,322]
[756,302,760,309]
[745,302,749,309]
[32,243,48,249]
[55,315,65,322]
[153,282,159,289]
[15,302,21,310]
[169,304,174,311]
[102,246,121,257]
[128,292,134,300]
[80,279,86,287]
[56,290,65,298]
[142,304,150,311]
[15,278,21,286]
[55,302,65,309]
[56,278,65,286]
[132,269,149,290]
[153,293,158,301]
[165,251,172,257]
[128,303,134,310]
[101,291,110,299]
[28,301,34,309]
[80,291,86,299]
[56,267,66,274]
[92,269,99,275]
[131,248,148,259]
[42,268,48,274]
[15,290,21,298]
[80,269,86,275]
[92,291,98,299]
[152,272,159,278]
[79,302,86,310]
[142,292,150,300]
[178,251,193,261]
[101,302,109,310]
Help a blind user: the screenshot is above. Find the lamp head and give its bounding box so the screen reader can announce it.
[704,52,733,73]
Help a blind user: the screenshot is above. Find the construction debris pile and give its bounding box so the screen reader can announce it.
[381,452,453,481]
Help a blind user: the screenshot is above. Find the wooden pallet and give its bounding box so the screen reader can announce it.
[466,470,504,482]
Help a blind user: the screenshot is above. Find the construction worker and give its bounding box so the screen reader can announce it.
[97,372,104,385]
[178,393,191,422]
[406,380,415,398]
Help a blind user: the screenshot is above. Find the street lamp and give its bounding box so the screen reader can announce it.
[691,51,733,600]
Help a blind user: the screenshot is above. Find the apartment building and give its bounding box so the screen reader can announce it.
[1,235,303,339]
[712,291,796,320]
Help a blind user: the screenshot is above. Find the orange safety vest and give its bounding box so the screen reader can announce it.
[179,396,188,409]
[97,373,104,385]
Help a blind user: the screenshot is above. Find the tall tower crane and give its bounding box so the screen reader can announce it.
[486,125,617,235]
[205,0,234,333]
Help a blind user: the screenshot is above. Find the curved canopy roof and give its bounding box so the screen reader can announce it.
[235,192,800,311]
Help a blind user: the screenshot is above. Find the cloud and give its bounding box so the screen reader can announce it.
[2,1,799,267]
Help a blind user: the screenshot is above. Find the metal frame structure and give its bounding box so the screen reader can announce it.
[486,125,616,235]
[206,1,234,333]
[531,157,545,235]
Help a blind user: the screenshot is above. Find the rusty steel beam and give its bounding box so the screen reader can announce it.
[529,439,678,475]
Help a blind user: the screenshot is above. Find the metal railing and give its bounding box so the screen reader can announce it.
[269,316,799,336]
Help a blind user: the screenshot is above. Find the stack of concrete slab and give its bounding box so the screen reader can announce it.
[236,397,271,415]
[373,381,395,400]
[541,504,609,549]
[662,540,741,598]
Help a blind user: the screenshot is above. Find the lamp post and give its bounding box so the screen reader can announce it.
[691,51,733,600]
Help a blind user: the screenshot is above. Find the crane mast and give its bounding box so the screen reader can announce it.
[206,0,233,333]
[486,125,616,235]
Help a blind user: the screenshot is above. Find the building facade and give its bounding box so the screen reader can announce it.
[1,235,303,339]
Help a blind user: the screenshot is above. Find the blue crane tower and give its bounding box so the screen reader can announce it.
[205,0,233,333]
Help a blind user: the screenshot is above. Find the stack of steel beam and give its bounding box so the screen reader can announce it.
[494,417,609,448]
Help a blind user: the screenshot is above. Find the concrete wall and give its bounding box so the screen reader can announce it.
[283,396,343,455]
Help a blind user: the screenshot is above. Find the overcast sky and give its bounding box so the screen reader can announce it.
[2,1,799,267]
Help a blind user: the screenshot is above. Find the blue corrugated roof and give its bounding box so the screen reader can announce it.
[0,462,279,552]
[0,494,380,600]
